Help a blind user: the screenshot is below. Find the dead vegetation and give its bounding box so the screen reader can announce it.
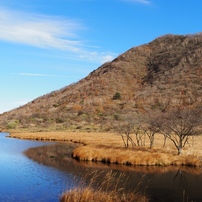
[72,145,202,167]
[60,170,149,202]
[9,132,202,167]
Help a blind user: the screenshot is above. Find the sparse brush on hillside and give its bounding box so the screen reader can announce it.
[0,33,202,132]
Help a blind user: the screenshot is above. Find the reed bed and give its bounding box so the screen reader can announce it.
[60,170,149,202]
[9,131,202,167]
[60,187,148,202]
[72,145,202,167]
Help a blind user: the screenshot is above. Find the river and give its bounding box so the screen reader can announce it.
[1,132,202,202]
[0,133,76,202]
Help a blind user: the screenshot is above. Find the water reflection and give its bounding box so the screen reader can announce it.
[0,133,75,202]
[24,141,202,202]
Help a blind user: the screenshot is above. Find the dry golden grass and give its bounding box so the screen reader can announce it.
[72,145,202,167]
[9,131,202,167]
[60,187,148,202]
[9,131,122,146]
[60,170,149,202]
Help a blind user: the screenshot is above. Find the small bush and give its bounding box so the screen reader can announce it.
[112,92,121,100]
[113,113,120,120]
[53,103,60,108]
[6,120,18,129]
[55,118,66,123]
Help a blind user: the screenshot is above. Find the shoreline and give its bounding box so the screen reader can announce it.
[8,131,202,167]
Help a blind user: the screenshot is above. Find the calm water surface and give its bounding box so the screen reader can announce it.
[0,133,75,202]
[1,132,202,202]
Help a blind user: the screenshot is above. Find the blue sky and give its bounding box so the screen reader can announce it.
[0,0,201,113]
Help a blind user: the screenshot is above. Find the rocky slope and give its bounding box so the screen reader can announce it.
[1,33,202,131]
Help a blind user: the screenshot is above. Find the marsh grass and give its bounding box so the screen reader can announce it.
[9,132,202,167]
[60,170,149,202]
[72,145,202,167]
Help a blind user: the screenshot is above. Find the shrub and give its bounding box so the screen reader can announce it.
[6,120,18,129]
[112,92,121,100]
[113,113,120,120]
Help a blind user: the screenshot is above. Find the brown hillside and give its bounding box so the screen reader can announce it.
[1,33,202,132]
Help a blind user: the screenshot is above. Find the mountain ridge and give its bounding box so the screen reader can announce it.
[1,33,202,131]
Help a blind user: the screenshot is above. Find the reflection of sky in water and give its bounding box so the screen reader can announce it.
[0,133,74,202]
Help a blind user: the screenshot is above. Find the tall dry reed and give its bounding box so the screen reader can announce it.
[60,170,149,202]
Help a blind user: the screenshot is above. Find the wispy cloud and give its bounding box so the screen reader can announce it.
[78,51,116,64]
[0,7,83,51]
[19,73,70,78]
[0,7,116,64]
[121,0,151,5]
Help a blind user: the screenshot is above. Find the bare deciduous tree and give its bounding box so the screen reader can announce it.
[141,112,161,149]
[114,115,136,148]
[142,126,157,149]
[157,107,202,155]
[134,123,145,146]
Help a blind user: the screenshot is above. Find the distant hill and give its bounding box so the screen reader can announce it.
[1,33,202,132]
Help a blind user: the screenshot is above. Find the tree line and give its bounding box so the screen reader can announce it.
[114,106,202,155]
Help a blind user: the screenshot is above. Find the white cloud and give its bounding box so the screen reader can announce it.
[19,73,70,78]
[0,7,83,51]
[0,7,117,64]
[78,50,116,64]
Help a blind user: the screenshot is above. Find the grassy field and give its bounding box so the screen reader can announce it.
[9,131,202,167]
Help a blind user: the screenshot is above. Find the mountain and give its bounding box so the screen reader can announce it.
[1,33,202,132]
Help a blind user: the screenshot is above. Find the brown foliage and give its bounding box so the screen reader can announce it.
[1,34,202,132]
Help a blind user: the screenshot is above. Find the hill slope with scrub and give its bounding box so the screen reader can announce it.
[1,33,202,132]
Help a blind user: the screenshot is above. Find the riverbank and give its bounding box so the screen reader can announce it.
[9,131,202,167]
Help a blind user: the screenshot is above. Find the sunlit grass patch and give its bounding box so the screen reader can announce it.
[72,145,202,167]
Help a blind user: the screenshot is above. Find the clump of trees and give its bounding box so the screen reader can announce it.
[114,106,202,155]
